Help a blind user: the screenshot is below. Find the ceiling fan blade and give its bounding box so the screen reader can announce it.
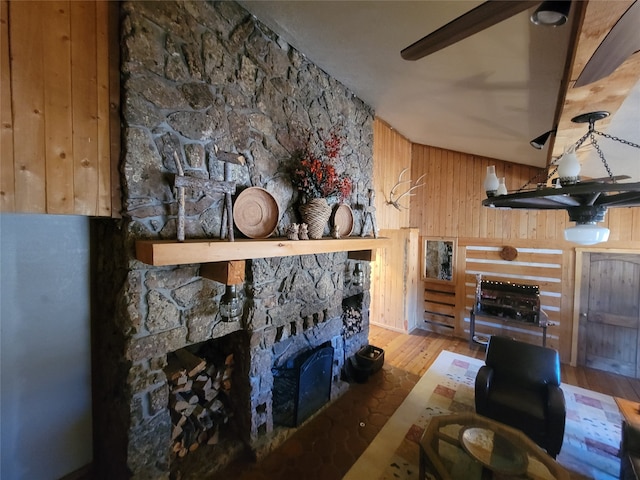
[574,0,640,87]
[401,1,538,61]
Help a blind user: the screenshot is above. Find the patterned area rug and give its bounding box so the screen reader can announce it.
[344,350,622,480]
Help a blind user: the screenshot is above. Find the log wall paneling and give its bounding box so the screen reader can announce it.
[0,0,14,211]
[460,241,574,361]
[44,1,74,213]
[373,118,412,231]
[2,0,119,217]
[370,228,420,333]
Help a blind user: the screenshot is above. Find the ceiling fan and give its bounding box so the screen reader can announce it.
[401,0,640,87]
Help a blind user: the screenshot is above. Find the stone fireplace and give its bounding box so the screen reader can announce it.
[92,1,375,479]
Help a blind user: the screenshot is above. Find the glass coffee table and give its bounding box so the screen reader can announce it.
[419,413,570,479]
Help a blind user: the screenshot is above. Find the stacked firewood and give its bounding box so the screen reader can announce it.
[342,306,363,338]
[164,348,234,458]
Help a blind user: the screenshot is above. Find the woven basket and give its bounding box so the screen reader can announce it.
[299,197,332,239]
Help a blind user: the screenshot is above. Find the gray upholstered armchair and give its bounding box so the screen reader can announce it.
[475,335,566,458]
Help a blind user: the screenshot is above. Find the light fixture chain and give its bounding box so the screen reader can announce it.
[589,133,615,182]
[516,116,639,193]
[594,130,640,149]
[573,130,591,149]
[516,156,563,192]
[516,166,555,192]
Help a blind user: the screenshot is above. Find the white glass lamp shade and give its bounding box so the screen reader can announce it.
[564,223,610,245]
[557,146,581,185]
[484,166,500,197]
[496,177,508,196]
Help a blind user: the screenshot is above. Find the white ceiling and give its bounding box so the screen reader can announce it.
[239,0,640,178]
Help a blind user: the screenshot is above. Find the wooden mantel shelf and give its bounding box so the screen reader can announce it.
[136,237,391,266]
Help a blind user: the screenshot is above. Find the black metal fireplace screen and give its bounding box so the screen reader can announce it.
[272,343,334,427]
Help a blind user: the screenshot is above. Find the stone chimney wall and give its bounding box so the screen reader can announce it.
[93,1,375,479]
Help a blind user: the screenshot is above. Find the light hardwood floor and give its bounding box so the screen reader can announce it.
[369,324,640,402]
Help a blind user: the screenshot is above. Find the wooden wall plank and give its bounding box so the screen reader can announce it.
[71,0,99,215]
[10,1,46,212]
[451,151,461,238]
[465,249,563,265]
[0,0,14,211]
[444,150,454,237]
[106,0,121,217]
[425,302,455,316]
[43,1,74,213]
[424,290,456,304]
[424,312,455,327]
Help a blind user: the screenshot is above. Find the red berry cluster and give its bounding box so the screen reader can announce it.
[292,130,352,202]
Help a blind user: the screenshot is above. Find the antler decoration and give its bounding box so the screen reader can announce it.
[387,167,426,210]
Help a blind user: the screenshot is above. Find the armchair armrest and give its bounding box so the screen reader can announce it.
[547,385,566,421]
[546,384,566,457]
[475,365,494,413]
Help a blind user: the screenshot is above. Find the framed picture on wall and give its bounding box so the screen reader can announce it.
[422,237,456,283]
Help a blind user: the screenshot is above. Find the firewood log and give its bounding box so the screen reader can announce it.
[207,427,219,445]
[174,349,206,377]
[165,355,187,383]
[172,379,193,394]
[194,376,217,402]
[207,398,224,413]
[171,393,192,412]
[171,424,183,441]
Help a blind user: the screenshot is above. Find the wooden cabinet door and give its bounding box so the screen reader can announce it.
[578,253,640,377]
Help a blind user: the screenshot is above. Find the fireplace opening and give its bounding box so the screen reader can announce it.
[343,293,364,338]
[272,343,334,427]
[166,331,249,478]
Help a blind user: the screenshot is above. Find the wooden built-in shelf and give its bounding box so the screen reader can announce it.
[136,237,390,266]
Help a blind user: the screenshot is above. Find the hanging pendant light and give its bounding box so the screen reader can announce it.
[556,145,581,186]
[220,284,244,322]
[352,262,364,286]
[564,224,610,245]
[484,166,500,197]
[496,177,508,196]
[482,111,640,245]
